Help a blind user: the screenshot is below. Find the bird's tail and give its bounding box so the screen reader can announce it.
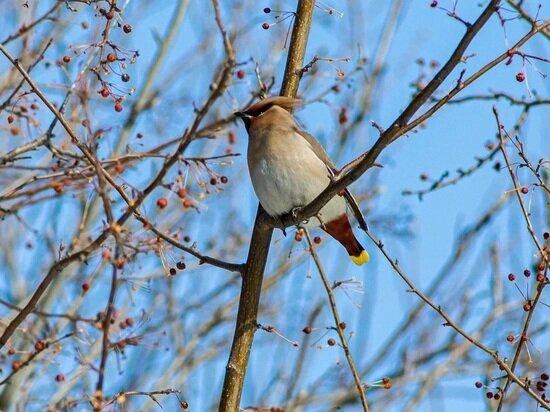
[323,214,370,265]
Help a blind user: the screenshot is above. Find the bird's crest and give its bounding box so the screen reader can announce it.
[244,96,302,116]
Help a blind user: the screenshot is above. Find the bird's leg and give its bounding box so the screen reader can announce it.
[291,206,303,225]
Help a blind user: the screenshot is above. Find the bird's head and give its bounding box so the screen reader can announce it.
[234,96,301,132]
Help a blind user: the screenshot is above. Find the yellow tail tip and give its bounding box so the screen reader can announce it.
[351,250,369,265]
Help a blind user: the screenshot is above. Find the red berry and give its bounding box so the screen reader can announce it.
[180,401,189,409]
[55,373,65,382]
[493,393,501,400]
[12,361,22,371]
[62,55,71,63]
[114,103,123,112]
[338,322,346,330]
[262,22,270,30]
[124,317,134,327]
[183,235,191,242]
[105,10,114,20]
[313,236,321,244]
[523,269,531,277]
[156,197,168,209]
[520,186,528,194]
[107,53,117,62]
[475,381,483,388]
[486,392,493,399]
[228,131,236,144]
[34,340,45,351]
[523,302,531,312]
[177,188,187,199]
[516,72,525,82]
[182,198,193,208]
[7,115,14,124]
[327,338,336,346]
[123,23,132,33]
[543,232,549,240]
[169,267,177,276]
[81,282,90,292]
[507,273,515,281]
[537,273,545,283]
[220,176,228,184]
[236,69,245,79]
[541,373,549,381]
[302,326,312,334]
[114,164,124,174]
[506,335,514,343]
[210,177,217,185]
[176,261,186,270]
[100,88,110,98]
[8,348,16,355]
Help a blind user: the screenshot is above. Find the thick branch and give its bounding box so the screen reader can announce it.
[219,0,316,410]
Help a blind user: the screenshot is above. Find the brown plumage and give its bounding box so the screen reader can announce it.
[235,96,369,265]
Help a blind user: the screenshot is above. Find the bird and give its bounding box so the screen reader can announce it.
[234,96,369,265]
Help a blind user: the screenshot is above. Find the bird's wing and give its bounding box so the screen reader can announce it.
[296,128,368,231]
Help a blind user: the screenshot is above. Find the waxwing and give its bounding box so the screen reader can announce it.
[235,96,369,265]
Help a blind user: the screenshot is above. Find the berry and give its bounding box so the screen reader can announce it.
[100,88,110,98]
[123,23,132,33]
[520,186,528,194]
[34,340,45,351]
[327,338,336,346]
[263,7,271,13]
[537,273,545,283]
[430,1,438,7]
[338,322,346,330]
[82,282,90,292]
[182,198,193,208]
[228,131,236,144]
[475,381,483,388]
[486,392,493,399]
[156,197,168,209]
[105,10,114,20]
[125,317,134,327]
[262,22,270,30]
[7,115,14,124]
[176,261,186,270]
[541,373,549,381]
[8,348,16,355]
[114,103,123,112]
[313,236,321,244]
[507,273,515,281]
[114,164,124,174]
[543,232,549,240]
[523,269,531,277]
[420,173,429,181]
[516,72,525,82]
[177,188,187,198]
[62,55,71,63]
[493,393,501,400]
[121,73,130,82]
[107,53,117,62]
[506,335,514,343]
[220,176,228,184]
[210,177,217,185]
[55,373,65,382]
[302,326,312,334]
[12,361,22,371]
[169,268,177,276]
[236,69,245,79]
[180,401,189,409]
[523,302,531,312]
[183,235,191,242]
